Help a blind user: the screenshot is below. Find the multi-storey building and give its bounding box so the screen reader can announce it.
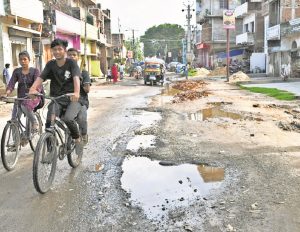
[266,0,300,77]
[0,0,43,70]
[235,0,265,73]
[195,0,243,68]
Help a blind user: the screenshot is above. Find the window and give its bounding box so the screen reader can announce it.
[219,0,228,9]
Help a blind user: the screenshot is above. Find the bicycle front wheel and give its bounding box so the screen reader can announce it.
[29,112,43,152]
[67,134,83,168]
[1,122,20,171]
[32,132,57,194]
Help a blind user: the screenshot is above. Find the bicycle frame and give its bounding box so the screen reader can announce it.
[45,94,75,160]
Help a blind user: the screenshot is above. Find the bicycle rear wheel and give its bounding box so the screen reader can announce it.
[1,122,20,171]
[32,132,57,194]
[67,134,83,168]
[29,112,43,152]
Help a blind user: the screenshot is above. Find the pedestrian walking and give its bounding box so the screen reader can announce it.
[119,63,125,80]
[111,63,118,83]
[107,67,112,82]
[2,63,11,87]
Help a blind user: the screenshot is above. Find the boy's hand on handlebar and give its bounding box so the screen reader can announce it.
[70,92,79,102]
[28,88,39,99]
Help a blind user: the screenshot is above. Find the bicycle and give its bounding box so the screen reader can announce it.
[0,97,43,171]
[32,93,83,193]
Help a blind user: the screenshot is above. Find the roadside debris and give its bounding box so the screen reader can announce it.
[228,71,250,83]
[172,90,210,103]
[196,67,211,77]
[208,67,227,76]
[172,80,207,91]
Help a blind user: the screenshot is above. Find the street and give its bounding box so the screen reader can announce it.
[1,74,300,232]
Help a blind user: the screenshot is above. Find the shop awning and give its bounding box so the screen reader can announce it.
[9,25,41,35]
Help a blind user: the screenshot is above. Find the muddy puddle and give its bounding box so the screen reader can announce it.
[121,156,224,221]
[188,106,242,121]
[132,110,162,129]
[126,135,156,152]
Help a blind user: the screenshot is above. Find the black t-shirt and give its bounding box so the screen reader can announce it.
[80,69,91,108]
[40,58,81,97]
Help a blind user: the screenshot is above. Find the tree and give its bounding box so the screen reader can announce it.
[124,39,144,61]
[140,24,185,62]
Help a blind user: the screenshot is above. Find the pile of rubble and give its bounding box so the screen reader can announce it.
[172,80,207,91]
[171,80,209,103]
[196,68,211,77]
[172,90,209,103]
[208,67,227,76]
[228,71,250,83]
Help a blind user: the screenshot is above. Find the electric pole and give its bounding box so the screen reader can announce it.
[118,17,122,59]
[125,28,138,61]
[182,1,195,64]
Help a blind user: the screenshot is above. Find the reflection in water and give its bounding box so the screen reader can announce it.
[189,107,242,121]
[121,156,224,221]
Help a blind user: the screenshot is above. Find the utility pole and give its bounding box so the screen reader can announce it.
[226,0,230,81]
[125,28,138,61]
[182,1,195,64]
[84,5,87,70]
[118,17,122,59]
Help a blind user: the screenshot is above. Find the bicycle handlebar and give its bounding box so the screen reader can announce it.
[0,96,30,103]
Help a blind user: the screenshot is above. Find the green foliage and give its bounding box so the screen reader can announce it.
[124,39,144,61]
[188,69,198,76]
[140,24,185,59]
[241,86,296,101]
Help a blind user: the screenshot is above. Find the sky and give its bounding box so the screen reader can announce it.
[97,0,196,39]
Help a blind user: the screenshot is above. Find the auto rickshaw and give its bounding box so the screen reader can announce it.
[143,58,165,86]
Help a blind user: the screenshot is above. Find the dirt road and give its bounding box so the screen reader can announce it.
[1,75,300,232]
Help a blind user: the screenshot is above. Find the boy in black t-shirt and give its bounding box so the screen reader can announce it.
[67,48,90,145]
[29,39,83,151]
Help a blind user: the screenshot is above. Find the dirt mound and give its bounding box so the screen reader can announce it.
[172,90,209,103]
[208,67,227,76]
[172,80,207,91]
[197,68,210,76]
[228,71,250,83]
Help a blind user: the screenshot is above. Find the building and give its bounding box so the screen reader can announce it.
[0,0,43,70]
[266,0,300,77]
[235,0,265,74]
[195,0,243,68]
[112,33,126,61]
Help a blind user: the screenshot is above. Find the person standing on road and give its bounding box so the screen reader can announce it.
[3,52,42,132]
[119,63,125,80]
[112,63,118,84]
[2,63,11,87]
[29,38,83,152]
[67,48,90,145]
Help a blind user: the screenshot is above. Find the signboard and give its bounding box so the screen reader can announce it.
[127,50,133,58]
[223,10,235,29]
[168,52,172,58]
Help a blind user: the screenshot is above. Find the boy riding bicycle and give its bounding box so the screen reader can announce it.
[67,48,90,145]
[29,39,83,153]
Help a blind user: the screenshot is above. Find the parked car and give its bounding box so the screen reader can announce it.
[167,62,180,72]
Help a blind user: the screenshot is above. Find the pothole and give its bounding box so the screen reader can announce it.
[126,135,156,152]
[188,106,242,121]
[121,156,225,221]
[132,110,162,130]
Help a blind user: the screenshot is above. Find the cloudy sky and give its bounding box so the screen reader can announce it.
[97,0,196,38]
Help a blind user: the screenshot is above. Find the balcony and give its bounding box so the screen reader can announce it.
[99,33,107,44]
[235,2,262,18]
[55,10,81,35]
[267,24,280,40]
[81,0,96,6]
[81,21,98,41]
[7,0,43,23]
[236,32,254,45]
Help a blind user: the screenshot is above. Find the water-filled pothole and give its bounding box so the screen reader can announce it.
[121,156,224,220]
[188,106,242,121]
